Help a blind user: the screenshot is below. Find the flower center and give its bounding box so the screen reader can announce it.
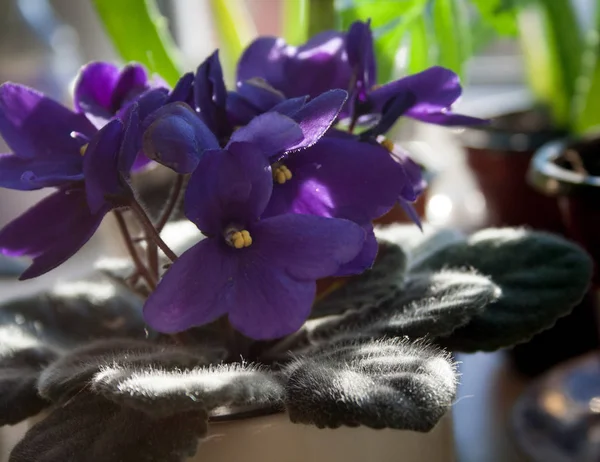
[272,163,293,185]
[225,227,253,249]
[80,143,89,156]
[379,138,395,152]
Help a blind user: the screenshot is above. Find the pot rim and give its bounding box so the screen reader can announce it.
[460,109,567,153]
[527,138,600,196]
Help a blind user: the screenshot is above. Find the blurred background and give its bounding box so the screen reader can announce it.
[0,1,599,461]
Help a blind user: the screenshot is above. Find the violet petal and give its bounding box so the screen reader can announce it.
[142,102,219,174]
[334,225,378,276]
[73,62,120,118]
[250,213,365,281]
[0,153,83,190]
[184,142,272,235]
[228,112,304,159]
[263,137,403,223]
[0,185,108,279]
[228,254,315,339]
[143,238,233,333]
[83,119,125,213]
[0,83,96,159]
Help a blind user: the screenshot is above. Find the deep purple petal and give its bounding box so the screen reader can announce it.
[73,62,120,117]
[285,89,347,152]
[407,111,489,126]
[228,112,304,159]
[0,186,108,279]
[0,83,95,159]
[118,103,141,174]
[334,224,377,276]
[346,20,377,99]
[166,72,194,105]
[184,142,273,234]
[237,37,285,88]
[83,119,126,213]
[0,153,83,190]
[250,213,365,281]
[142,102,219,173]
[110,64,149,112]
[361,92,417,138]
[399,199,423,230]
[228,255,315,339]
[195,50,230,139]
[263,138,403,223]
[143,238,233,333]
[270,96,309,117]
[238,32,351,99]
[369,66,462,114]
[226,78,287,127]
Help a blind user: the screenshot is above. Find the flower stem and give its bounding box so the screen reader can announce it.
[156,174,185,232]
[114,210,157,290]
[130,199,178,262]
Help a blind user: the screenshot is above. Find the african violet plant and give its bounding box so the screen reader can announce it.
[0,13,593,462]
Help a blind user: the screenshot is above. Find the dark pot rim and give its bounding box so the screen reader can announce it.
[528,138,600,196]
[460,109,567,153]
[209,403,283,423]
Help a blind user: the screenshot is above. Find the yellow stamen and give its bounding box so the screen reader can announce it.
[371,84,382,91]
[227,229,253,249]
[379,138,395,152]
[80,143,89,156]
[272,164,293,185]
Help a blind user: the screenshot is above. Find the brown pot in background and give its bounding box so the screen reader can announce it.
[506,138,600,378]
[461,110,567,232]
[529,137,600,282]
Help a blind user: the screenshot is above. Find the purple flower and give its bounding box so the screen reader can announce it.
[237,31,349,101]
[0,114,137,279]
[238,21,486,129]
[0,83,140,278]
[0,83,95,191]
[73,62,169,127]
[143,86,347,174]
[143,143,366,339]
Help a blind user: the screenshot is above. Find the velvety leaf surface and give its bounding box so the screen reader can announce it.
[93,362,284,416]
[0,279,147,348]
[311,270,500,341]
[38,339,221,406]
[0,346,56,425]
[311,240,407,318]
[411,228,594,351]
[10,394,206,462]
[265,269,498,360]
[284,338,457,431]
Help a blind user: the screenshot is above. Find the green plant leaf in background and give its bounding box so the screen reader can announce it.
[92,0,182,87]
[469,0,518,37]
[406,16,436,75]
[283,0,310,45]
[209,0,257,86]
[432,0,473,81]
[573,6,600,134]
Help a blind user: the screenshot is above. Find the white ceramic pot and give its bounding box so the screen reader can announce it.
[191,412,455,462]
